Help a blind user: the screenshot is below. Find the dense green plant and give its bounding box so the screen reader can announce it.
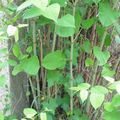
[0,0,120,120]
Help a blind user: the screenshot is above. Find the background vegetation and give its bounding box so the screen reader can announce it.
[0,0,120,120]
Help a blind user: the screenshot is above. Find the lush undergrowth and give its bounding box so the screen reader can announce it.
[0,0,120,120]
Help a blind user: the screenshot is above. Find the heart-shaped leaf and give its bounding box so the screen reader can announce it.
[90,92,104,109]
[93,46,110,66]
[23,108,37,119]
[80,90,88,103]
[99,2,120,27]
[42,50,66,70]
[56,14,75,37]
[23,56,40,75]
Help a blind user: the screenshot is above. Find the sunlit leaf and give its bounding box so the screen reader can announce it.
[42,50,66,70]
[23,108,37,119]
[93,46,110,66]
[90,85,108,95]
[7,25,19,41]
[23,56,40,75]
[99,2,120,27]
[90,92,104,109]
[80,90,88,103]
[40,112,47,120]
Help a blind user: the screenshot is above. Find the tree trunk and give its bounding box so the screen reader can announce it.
[8,0,28,119]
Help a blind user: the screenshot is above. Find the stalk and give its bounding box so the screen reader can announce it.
[86,29,107,114]
[52,25,58,98]
[52,25,57,51]
[38,29,46,95]
[70,0,78,114]
[32,20,40,109]
[29,77,38,110]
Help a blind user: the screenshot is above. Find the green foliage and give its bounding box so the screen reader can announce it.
[23,108,37,119]
[93,46,110,66]
[82,17,96,30]
[90,92,104,109]
[1,0,120,119]
[56,14,75,37]
[42,50,66,70]
[99,2,120,27]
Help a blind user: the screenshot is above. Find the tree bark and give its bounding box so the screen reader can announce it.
[8,0,28,119]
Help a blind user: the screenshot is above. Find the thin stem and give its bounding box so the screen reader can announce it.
[32,20,40,110]
[86,29,107,114]
[52,25,58,98]
[38,29,46,95]
[52,25,57,52]
[29,77,38,110]
[70,37,74,113]
[70,0,78,114]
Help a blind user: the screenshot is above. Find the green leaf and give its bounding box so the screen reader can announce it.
[90,85,108,95]
[70,83,90,92]
[17,0,48,11]
[23,56,40,75]
[56,26,75,37]
[80,90,88,103]
[82,17,96,29]
[40,112,47,120]
[23,7,42,19]
[104,102,115,112]
[7,25,19,41]
[23,108,37,119]
[108,81,120,90]
[47,70,62,87]
[102,66,115,77]
[57,14,75,28]
[85,58,94,67]
[75,11,82,33]
[42,50,66,70]
[50,0,67,7]
[74,74,84,85]
[82,40,91,53]
[103,76,114,83]
[99,2,120,27]
[8,59,17,66]
[12,64,23,75]
[112,94,120,107]
[42,99,58,114]
[18,1,59,22]
[12,44,21,58]
[103,110,120,120]
[32,0,48,9]
[56,14,75,37]
[17,0,32,11]
[26,46,32,53]
[42,3,60,22]
[93,46,110,66]
[90,92,104,109]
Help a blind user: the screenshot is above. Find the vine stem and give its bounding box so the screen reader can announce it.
[29,77,38,110]
[32,20,41,110]
[52,25,57,52]
[86,29,107,114]
[52,25,58,98]
[70,0,78,114]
